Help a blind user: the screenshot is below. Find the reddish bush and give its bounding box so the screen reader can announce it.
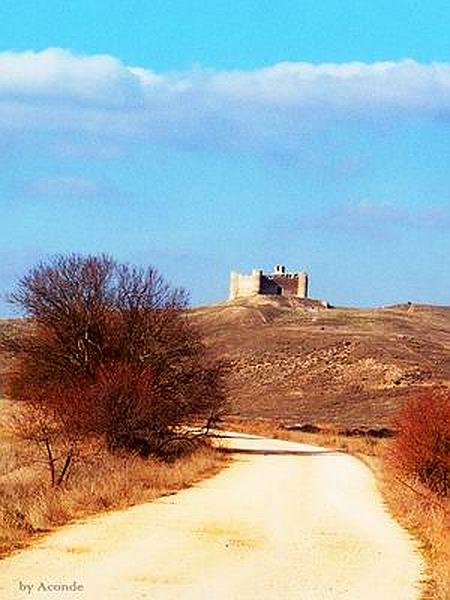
[1,254,226,483]
[388,388,450,496]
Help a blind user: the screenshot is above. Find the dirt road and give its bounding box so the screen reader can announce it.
[0,433,424,599]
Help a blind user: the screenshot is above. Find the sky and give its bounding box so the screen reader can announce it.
[1,1,450,314]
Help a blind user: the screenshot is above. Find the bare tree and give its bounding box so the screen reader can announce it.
[1,254,225,483]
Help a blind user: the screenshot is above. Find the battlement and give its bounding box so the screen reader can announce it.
[229,264,309,300]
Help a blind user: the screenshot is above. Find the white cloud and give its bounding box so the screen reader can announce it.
[2,49,450,153]
[0,48,142,106]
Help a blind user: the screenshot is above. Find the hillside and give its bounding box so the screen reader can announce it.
[1,298,449,428]
[191,295,450,427]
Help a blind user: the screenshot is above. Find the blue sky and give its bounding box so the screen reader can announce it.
[1,1,450,314]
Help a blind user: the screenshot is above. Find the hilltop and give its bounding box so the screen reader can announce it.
[191,295,450,427]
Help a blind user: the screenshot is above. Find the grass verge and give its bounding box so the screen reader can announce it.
[223,416,449,600]
[0,433,229,559]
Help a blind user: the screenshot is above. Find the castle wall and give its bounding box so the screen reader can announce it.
[229,269,262,300]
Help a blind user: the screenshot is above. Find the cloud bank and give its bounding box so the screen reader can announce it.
[2,49,450,153]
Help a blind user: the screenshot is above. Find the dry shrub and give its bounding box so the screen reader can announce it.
[1,254,226,485]
[388,388,450,497]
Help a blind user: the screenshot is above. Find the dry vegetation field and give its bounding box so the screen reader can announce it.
[0,398,228,558]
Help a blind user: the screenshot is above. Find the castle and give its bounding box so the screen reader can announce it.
[229,264,309,300]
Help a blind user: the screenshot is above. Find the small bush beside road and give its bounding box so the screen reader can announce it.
[387,388,449,497]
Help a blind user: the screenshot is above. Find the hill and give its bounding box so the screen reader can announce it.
[1,299,449,428]
[191,295,450,427]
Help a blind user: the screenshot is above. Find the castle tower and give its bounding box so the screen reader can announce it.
[297,271,309,298]
[229,269,262,300]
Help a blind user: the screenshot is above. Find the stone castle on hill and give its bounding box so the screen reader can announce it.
[229,264,309,301]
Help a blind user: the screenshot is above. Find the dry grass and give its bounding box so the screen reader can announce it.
[223,417,449,600]
[380,471,449,600]
[0,431,229,559]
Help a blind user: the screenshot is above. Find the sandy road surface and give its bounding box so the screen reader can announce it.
[0,432,424,599]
